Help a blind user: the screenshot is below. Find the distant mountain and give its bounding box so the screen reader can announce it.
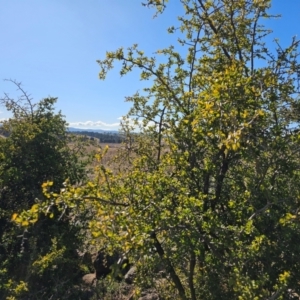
[67,127,119,134]
[68,127,124,143]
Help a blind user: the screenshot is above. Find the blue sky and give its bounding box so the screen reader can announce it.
[0,0,299,130]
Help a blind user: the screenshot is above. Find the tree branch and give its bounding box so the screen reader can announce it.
[151,231,187,300]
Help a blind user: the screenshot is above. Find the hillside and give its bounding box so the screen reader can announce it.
[70,130,124,143]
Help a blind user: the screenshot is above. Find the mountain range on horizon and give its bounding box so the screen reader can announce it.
[67,127,119,134]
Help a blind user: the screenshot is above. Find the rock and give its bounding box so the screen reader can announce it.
[138,288,160,300]
[138,292,160,300]
[125,266,137,284]
[82,273,97,286]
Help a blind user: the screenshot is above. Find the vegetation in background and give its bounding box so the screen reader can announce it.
[71,130,124,144]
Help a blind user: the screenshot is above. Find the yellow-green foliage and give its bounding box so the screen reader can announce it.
[11,1,300,299]
[3,279,28,300]
[0,88,92,299]
[31,238,66,275]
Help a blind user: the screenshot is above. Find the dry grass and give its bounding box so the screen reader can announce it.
[99,143,122,164]
[82,142,124,176]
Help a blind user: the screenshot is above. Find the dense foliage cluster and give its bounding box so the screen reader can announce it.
[0,82,93,299]
[2,0,300,299]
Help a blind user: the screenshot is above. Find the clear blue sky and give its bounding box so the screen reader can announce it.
[0,0,299,130]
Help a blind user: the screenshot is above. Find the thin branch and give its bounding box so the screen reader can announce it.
[197,0,231,60]
[123,57,188,114]
[189,250,196,300]
[251,10,260,74]
[150,231,187,300]
[81,196,129,207]
[157,106,166,163]
[267,288,282,300]
[229,5,244,63]
[248,202,272,220]
[2,79,35,118]
[214,147,229,207]
[188,25,202,94]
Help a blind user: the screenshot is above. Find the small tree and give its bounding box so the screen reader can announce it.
[0,80,91,299]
